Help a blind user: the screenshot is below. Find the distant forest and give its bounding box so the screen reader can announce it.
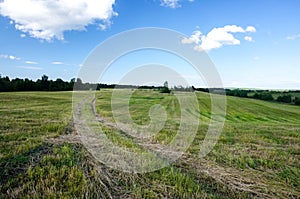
[0,74,138,91]
[224,88,300,106]
[1,74,299,106]
[0,74,169,92]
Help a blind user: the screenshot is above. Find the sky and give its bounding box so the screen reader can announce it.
[0,0,300,89]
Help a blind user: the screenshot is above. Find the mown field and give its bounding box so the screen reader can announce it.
[0,90,299,198]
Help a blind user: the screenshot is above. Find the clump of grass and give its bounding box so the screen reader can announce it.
[23,143,86,198]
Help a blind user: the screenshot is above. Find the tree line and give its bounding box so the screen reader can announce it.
[1,74,299,106]
[0,75,171,92]
[0,75,74,91]
[0,74,110,92]
[225,88,300,105]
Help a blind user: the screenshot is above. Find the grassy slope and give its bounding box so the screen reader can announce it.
[0,90,299,198]
[96,89,300,198]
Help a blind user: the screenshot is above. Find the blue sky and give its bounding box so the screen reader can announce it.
[0,0,300,89]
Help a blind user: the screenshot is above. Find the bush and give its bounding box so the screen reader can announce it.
[226,89,249,98]
[277,95,292,103]
[294,97,300,105]
[160,87,171,93]
[253,92,274,101]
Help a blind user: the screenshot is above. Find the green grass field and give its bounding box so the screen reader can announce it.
[1,90,299,198]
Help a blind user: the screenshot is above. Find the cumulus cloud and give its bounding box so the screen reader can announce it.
[0,54,20,60]
[182,30,201,44]
[182,25,256,51]
[52,61,64,65]
[246,26,256,32]
[244,36,253,42]
[160,0,193,8]
[0,0,117,41]
[17,66,43,70]
[286,34,300,40]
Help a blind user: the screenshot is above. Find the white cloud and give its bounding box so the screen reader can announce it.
[244,36,253,42]
[17,66,43,70]
[161,0,181,8]
[0,54,20,60]
[286,34,300,40]
[182,25,256,51]
[99,24,107,31]
[246,26,256,32]
[181,30,201,44]
[0,0,117,41]
[52,61,64,65]
[20,34,26,38]
[25,61,38,64]
[223,25,246,33]
[160,0,193,8]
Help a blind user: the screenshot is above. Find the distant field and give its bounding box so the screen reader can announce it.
[1,90,300,198]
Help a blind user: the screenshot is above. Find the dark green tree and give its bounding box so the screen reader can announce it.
[294,97,300,105]
[277,95,292,103]
[160,81,170,93]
